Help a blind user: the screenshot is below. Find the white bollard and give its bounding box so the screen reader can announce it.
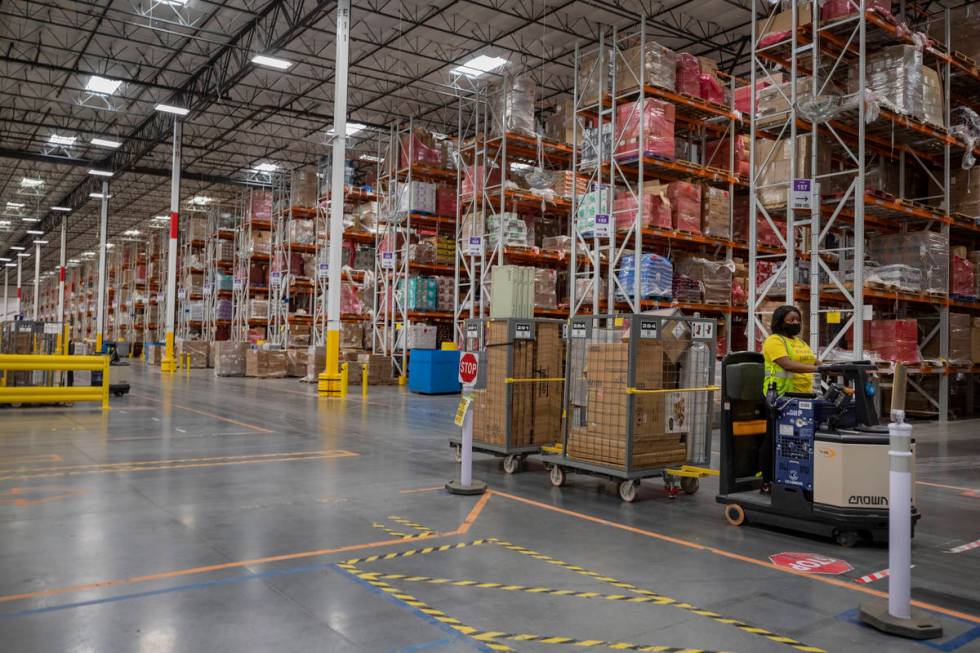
[887,421,913,621]
[446,376,486,496]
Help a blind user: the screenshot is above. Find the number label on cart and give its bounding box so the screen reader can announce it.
[692,321,714,340]
[571,322,588,338]
[639,320,658,339]
[43,323,60,334]
[514,323,533,339]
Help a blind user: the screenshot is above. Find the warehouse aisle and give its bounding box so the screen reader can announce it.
[0,367,978,653]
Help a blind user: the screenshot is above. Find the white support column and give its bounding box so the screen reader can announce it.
[16,257,22,320]
[58,216,67,322]
[319,0,351,397]
[95,180,110,353]
[3,267,8,321]
[33,243,41,319]
[162,120,182,373]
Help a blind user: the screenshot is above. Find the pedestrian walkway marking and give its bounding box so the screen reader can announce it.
[0,450,359,481]
[487,539,828,653]
[372,516,435,540]
[950,539,980,554]
[454,628,737,652]
[343,540,490,565]
[389,516,435,535]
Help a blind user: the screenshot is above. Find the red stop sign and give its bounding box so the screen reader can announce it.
[459,352,479,385]
[769,552,853,575]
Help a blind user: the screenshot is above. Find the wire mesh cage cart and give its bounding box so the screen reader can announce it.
[539,313,718,501]
[449,317,566,474]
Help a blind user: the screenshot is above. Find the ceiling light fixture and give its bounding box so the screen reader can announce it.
[124,229,141,236]
[155,104,190,116]
[253,162,278,173]
[251,54,293,70]
[49,133,76,146]
[105,243,115,249]
[451,55,509,78]
[26,230,44,235]
[190,195,211,205]
[17,252,30,258]
[85,76,123,95]
[90,137,122,148]
[33,240,48,245]
[88,169,113,177]
[21,218,40,223]
[327,122,366,137]
[50,206,72,212]
[89,192,110,199]
[5,201,25,209]
[20,177,43,188]
[0,258,10,262]
[359,154,382,162]
[10,246,26,251]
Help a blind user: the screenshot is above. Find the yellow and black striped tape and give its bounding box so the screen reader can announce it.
[489,539,828,653]
[387,515,434,535]
[371,523,428,540]
[342,539,490,566]
[456,627,736,652]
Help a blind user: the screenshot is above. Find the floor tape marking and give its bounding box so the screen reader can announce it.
[488,539,828,653]
[949,539,980,554]
[342,540,490,566]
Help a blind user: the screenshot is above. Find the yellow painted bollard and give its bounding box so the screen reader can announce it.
[185,353,191,376]
[361,363,368,397]
[339,362,349,399]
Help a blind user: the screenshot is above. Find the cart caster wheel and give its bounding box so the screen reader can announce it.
[724,503,745,526]
[503,454,521,475]
[619,480,639,503]
[549,465,566,487]
[452,445,462,463]
[835,530,860,548]
[680,477,699,495]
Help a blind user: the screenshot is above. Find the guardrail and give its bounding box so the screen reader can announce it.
[0,355,110,410]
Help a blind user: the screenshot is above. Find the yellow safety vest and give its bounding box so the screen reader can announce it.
[763,334,815,396]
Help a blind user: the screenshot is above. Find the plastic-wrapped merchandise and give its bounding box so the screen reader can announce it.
[249,299,269,320]
[460,164,502,198]
[394,181,436,214]
[921,67,945,129]
[215,240,234,263]
[534,268,558,309]
[864,320,920,364]
[614,98,675,160]
[864,264,922,292]
[542,235,573,255]
[666,182,701,234]
[543,98,576,145]
[755,136,830,208]
[398,276,438,311]
[286,219,315,244]
[399,129,442,168]
[214,341,247,376]
[250,191,273,221]
[340,322,365,350]
[734,74,784,115]
[617,253,672,299]
[579,124,613,169]
[245,349,288,378]
[922,313,972,364]
[186,217,208,242]
[612,182,672,230]
[731,275,748,306]
[435,186,456,217]
[821,0,891,20]
[493,74,536,136]
[396,324,437,350]
[672,272,701,303]
[699,72,725,105]
[868,230,948,294]
[251,230,272,255]
[486,212,530,248]
[950,168,980,217]
[757,77,813,126]
[616,40,676,94]
[409,239,436,264]
[435,276,455,310]
[177,340,209,368]
[865,157,903,196]
[705,136,749,176]
[575,189,609,236]
[341,281,365,314]
[951,255,976,298]
[675,53,700,96]
[675,256,734,305]
[701,186,731,239]
[848,46,925,122]
[579,47,613,106]
[434,237,455,264]
[215,299,233,321]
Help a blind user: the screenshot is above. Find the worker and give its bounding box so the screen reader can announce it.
[759,304,819,493]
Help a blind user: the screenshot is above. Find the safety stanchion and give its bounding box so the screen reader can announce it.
[447,350,485,496]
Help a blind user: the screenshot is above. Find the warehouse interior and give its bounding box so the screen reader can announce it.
[1,0,979,651]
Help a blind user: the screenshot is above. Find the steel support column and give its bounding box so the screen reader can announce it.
[2,267,7,320]
[319,0,351,398]
[16,257,22,320]
[162,120,182,373]
[95,180,109,353]
[32,243,40,320]
[58,216,66,323]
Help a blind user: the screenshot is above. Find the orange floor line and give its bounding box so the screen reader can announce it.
[492,490,980,625]
[0,491,490,605]
[132,394,273,433]
[916,480,978,494]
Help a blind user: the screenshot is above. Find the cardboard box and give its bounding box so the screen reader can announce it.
[972,318,980,365]
[176,340,209,368]
[213,341,247,376]
[245,349,288,378]
[760,2,812,38]
[286,348,310,377]
[358,353,396,384]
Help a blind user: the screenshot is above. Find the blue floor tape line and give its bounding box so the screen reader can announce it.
[837,608,980,652]
[0,561,337,619]
[334,564,497,653]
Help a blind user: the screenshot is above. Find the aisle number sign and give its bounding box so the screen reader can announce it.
[465,236,483,256]
[177,288,185,300]
[381,252,395,269]
[270,271,282,286]
[233,277,244,291]
[594,214,611,238]
[317,262,329,279]
[790,179,815,211]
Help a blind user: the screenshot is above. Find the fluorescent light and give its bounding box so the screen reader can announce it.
[105,243,115,249]
[155,104,189,116]
[9,246,25,251]
[451,55,508,78]
[327,122,366,136]
[0,257,9,262]
[33,240,48,245]
[90,138,122,148]
[124,229,140,236]
[88,169,113,177]
[89,193,110,199]
[5,202,25,209]
[21,218,39,223]
[251,54,293,70]
[190,195,211,205]
[51,206,71,212]
[49,133,76,146]
[254,162,278,172]
[17,252,30,258]
[26,230,44,235]
[80,251,95,257]
[85,76,122,95]
[68,258,81,263]
[20,177,43,188]
[4,263,15,267]
[359,154,382,162]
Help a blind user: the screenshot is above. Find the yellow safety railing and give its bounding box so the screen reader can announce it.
[0,355,110,410]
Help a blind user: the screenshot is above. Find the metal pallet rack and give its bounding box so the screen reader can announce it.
[748,1,980,421]
[570,18,751,356]
[177,204,209,342]
[233,186,275,342]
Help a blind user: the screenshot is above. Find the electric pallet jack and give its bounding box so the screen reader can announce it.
[716,353,919,546]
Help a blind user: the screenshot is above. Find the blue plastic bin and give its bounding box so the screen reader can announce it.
[407,349,461,395]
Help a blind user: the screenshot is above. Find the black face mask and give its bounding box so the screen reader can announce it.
[783,323,801,337]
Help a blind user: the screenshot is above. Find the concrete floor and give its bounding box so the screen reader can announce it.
[0,366,977,653]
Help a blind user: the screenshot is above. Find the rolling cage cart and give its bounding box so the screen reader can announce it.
[538,313,718,502]
[1,321,64,389]
[449,317,565,474]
